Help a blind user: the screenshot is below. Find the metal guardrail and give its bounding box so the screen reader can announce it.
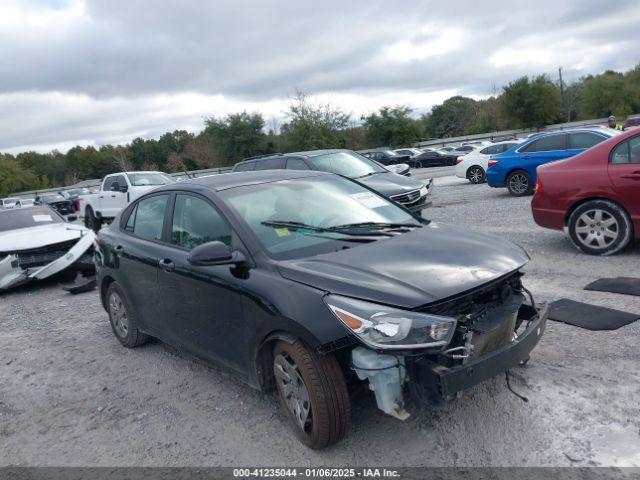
[6,113,636,199]
[414,115,628,148]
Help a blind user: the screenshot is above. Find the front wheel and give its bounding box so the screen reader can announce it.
[568,200,632,255]
[273,340,350,449]
[506,170,533,196]
[413,160,422,169]
[467,166,485,184]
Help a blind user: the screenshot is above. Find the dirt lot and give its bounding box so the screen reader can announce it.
[1,168,639,467]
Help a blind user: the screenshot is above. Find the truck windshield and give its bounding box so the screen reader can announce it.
[126,173,175,186]
[0,208,62,232]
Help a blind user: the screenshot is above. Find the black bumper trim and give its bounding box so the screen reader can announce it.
[409,304,547,405]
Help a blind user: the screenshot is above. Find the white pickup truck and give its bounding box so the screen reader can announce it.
[81,171,175,231]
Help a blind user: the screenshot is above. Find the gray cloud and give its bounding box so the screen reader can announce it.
[1,0,639,152]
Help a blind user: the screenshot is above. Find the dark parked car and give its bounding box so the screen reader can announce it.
[532,128,640,255]
[360,149,411,167]
[35,193,75,215]
[232,149,432,212]
[96,170,546,449]
[394,148,457,168]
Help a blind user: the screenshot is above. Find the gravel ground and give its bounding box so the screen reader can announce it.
[1,168,639,467]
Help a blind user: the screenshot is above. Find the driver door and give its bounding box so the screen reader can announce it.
[157,193,248,374]
[101,174,128,217]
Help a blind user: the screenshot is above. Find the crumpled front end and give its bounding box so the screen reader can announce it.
[346,273,546,418]
[0,231,96,291]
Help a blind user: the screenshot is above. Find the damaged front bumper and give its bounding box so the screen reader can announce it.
[351,303,547,418]
[407,303,547,407]
[0,230,96,290]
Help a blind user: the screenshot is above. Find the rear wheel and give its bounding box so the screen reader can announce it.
[466,166,485,184]
[414,160,422,169]
[106,283,149,348]
[273,340,350,449]
[506,170,533,196]
[568,200,632,256]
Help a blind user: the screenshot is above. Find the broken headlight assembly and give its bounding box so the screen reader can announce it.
[324,294,456,350]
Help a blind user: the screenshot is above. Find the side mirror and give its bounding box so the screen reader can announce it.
[110,182,120,192]
[188,241,246,266]
[119,185,128,193]
[67,214,78,222]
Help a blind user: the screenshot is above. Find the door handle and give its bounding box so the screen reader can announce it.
[114,245,124,255]
[158,258,175,272]
[521,155,531,160]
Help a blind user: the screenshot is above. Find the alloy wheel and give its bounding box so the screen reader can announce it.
[468,167,484,183]
[274,352,312,431]
[574,209,620,250]
[508,173,529,194]
[108,291,129,338]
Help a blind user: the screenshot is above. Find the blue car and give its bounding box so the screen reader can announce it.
[486,129,617,196]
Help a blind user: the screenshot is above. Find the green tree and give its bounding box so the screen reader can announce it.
[502,75,562,128]
[204,112,266,165]
[362,106,421,147]
[0,155,39,196]
[427,96,478,138]
[280,91,351,151]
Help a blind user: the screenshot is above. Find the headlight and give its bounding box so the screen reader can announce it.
[419,186,428,197]
[324,295,456,350]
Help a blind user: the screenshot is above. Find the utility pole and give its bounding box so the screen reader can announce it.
[558,67,567,121]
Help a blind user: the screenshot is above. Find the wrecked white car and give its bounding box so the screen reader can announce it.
[0,206,96,291]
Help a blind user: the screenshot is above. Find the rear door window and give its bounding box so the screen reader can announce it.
[254,158,286,170]
[568,132,606,150]
[234,162,255,172]
[611,135,640,164]
[286,158,310,170]
[521,134,566,152]
[131,195,168,241]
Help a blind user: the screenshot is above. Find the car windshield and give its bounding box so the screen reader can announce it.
[0,208,62,232]
[384,150,400,156]
[126,172,175,186]
[222,175,419,260]
[306,151,387,178]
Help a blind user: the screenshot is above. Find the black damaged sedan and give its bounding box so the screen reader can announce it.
[95,170,546,449]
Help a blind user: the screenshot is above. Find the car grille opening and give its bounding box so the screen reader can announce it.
[16,239,78,269]
[391,189,422,204]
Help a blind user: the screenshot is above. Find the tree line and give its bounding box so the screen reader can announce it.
[2,65,639,196]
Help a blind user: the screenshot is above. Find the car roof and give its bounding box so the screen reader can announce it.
[165,170,330,192]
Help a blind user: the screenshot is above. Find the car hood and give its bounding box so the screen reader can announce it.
[0,223,88,252]
[277,223,529,309]
[358,171,425,196]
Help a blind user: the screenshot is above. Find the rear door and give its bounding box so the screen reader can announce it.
[517,133,567,177]
[608,135,640,232]
[116,193,170,333]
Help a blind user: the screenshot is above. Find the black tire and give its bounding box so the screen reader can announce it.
[273,340,350,449]
[84,207,101,232]
[414,160,422,169]
[506,170,533,196]
[567,200,633,256]
[106,282,149,348]
[466,165,485,184]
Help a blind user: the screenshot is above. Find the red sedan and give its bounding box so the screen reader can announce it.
[532,128,640,255]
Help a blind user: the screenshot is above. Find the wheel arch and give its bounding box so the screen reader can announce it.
[503,168,530,187]
[100,275,116,310]
[565,197,633,231]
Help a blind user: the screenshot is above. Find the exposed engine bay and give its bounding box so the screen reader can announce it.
[349,273,546,419]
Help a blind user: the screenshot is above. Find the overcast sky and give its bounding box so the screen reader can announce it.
[1,0,639,154]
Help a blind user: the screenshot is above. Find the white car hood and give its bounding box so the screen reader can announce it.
[0,223,89,252]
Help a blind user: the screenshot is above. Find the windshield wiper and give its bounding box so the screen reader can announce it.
[261,220,394,237]
[355,172,379,179]
[329,221,422,230]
